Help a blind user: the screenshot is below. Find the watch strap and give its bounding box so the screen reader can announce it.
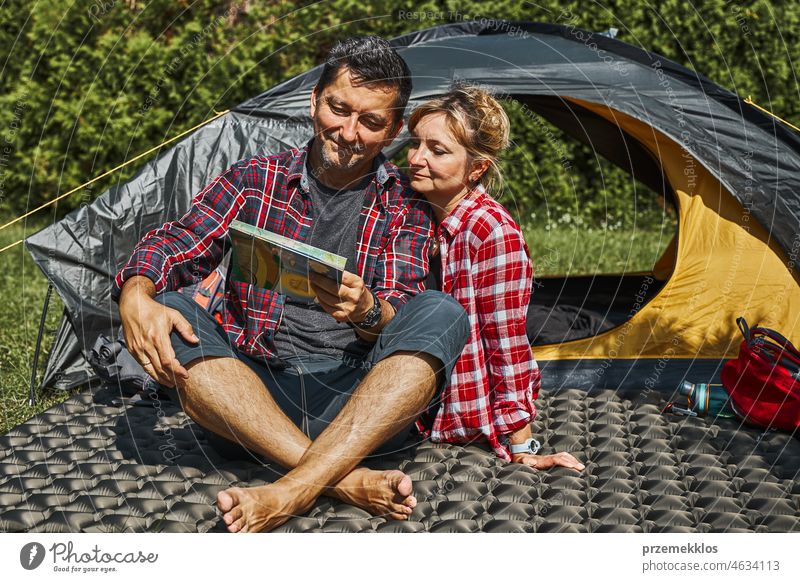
[507,438,541,455]
[354,290,382,329]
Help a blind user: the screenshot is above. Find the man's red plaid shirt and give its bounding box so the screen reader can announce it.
[418,186,540,461]
[112,144,434,357]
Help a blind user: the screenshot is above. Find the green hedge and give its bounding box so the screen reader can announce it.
[0,0,795,229]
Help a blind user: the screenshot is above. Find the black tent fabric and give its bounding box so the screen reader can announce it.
[25,20,800,392]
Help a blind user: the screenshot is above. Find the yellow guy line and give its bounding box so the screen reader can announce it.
[0,239,22,254]
[0,109,230,253]
[745,96,800,133]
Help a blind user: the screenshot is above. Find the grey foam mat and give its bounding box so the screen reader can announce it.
[1,386,798,532]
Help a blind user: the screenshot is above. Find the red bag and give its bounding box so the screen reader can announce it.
[720,318,800,431]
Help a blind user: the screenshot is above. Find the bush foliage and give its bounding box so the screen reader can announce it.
[0,0,796,229]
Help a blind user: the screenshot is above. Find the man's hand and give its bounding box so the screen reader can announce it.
[512,451,585,472]
[118,281,199,389]
[309,270,374,324]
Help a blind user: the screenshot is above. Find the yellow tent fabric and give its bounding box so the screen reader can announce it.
[534,99,800,362]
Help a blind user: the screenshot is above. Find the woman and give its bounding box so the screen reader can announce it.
[407,86,584,471]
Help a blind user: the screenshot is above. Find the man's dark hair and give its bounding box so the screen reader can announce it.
[316,36,412,122]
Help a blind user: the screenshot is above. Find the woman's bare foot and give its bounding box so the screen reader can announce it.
[331,468,416,520]
[217,482,315,533]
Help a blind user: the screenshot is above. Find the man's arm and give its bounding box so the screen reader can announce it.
[352,293,395,343]
[113,161,252,384]
[111,161,249,303]
[119,274,157,302]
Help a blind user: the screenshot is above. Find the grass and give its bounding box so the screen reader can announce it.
[0,215,677,436]
[523,223,676,275]
[0,218,75,435]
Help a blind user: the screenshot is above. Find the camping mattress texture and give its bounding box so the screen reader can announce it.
[1,385,798,533]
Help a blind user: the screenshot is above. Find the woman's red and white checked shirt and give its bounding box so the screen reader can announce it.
[111,144,434,358]
[421,186,540,461]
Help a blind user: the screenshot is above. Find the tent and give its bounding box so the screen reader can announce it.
[25,20,800,398]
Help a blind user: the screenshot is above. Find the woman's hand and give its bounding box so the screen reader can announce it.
[505,426,585,472]
[512,451,585,472]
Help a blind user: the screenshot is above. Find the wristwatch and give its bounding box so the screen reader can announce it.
[354,290,382,329]
[507,437,541,455]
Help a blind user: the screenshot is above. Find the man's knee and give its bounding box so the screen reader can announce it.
[153,290,236,364]
[152,291,208,336]
[177,357,240,412]
[406,290,470,348]
[374,291,469,385]
[154,290,197,313]
[183,356,236,387]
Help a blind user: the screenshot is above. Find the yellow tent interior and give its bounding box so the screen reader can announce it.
[532,99,800,385]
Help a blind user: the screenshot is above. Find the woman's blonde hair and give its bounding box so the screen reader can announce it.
[408,84,510,193]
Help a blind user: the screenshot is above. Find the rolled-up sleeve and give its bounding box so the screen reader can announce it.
[111,162,248,303]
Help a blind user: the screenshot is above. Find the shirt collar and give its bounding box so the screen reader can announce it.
[288,139,399,193]
[439,185,489,238]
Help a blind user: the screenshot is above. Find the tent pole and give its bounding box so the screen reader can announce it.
[28,283,53,406]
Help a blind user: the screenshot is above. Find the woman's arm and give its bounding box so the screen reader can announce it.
[472,217,583,470]
[470,220,538,440]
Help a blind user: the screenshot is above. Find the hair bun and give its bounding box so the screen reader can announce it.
[453,84,510,151]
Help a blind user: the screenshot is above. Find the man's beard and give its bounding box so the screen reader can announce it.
[319,137,366,171]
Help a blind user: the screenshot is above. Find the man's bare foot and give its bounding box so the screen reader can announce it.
[331,468,417,520]
[217,482,315,533]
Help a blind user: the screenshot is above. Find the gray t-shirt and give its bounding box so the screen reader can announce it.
[272,165,373,361]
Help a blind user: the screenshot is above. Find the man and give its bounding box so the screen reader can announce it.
[112,36,468,533]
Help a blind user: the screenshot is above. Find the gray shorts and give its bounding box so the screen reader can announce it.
[155,290,469,459]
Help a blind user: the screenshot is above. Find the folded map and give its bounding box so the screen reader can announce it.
[228,219,346,303]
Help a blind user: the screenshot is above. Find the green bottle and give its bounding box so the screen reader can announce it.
[673,381,737,419]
